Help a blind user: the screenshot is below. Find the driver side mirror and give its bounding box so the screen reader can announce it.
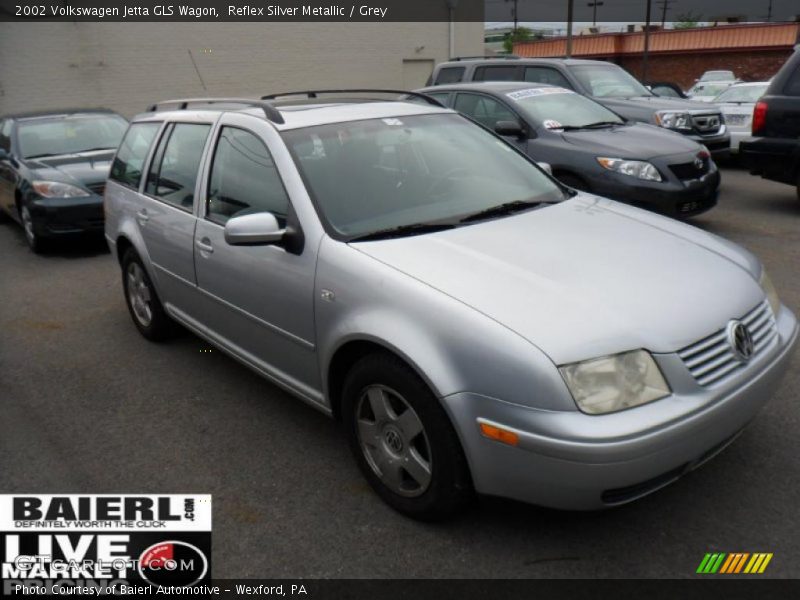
[494,120,526,139]
[224,212,285,246]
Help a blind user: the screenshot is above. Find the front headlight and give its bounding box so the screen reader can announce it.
[596,157,663,182]
[654,111,693,131]
[760,269,781,316]
[32,181,90,198]
[559,350,671,415]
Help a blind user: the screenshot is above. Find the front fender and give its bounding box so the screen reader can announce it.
[314,237,577,413]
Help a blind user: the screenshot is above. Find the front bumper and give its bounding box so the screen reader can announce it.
[442,305,797,510]
[585,167,720,218]
[740,138,798,186]
[29,195,105,236]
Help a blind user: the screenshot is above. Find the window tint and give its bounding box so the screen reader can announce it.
[145,123,210,210]
[0,120,11,152]
[424,92,452,106]
[207,127,289,225]
[784,64,800,96]
[434,67,465,85]
[109,122,160,188]
[524,67,571,88]
[474,65,520,82]
[454,93,517,130]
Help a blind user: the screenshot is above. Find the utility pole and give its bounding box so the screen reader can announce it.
[656,0,674,27]
[566,0,574,57]
[643,0,652,82]
[505,0,519,32]
[765,0,773,22]
[587,1,604,27]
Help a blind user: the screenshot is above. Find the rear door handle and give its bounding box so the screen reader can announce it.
[196,238,214,254]
[136,209,149,225]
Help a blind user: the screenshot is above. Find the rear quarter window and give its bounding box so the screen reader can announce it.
[109,122,161,189]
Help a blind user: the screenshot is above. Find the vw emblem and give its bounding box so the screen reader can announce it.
[383,427,404,454]
[727,320,754,362]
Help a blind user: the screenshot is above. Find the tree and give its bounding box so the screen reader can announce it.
[503,27,535,54]
[674,11,702,29]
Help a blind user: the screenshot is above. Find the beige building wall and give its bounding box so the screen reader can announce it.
[0,22,484,117]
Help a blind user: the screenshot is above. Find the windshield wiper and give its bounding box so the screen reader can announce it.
[74,146,116,154]
[560,121,621,131]
[459,199,548,223]
[349,222,456,242]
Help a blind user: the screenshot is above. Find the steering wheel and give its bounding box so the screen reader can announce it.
[426,166,470,196]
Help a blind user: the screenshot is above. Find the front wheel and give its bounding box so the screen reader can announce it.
[342,353,472,520]
[20,204,46,253]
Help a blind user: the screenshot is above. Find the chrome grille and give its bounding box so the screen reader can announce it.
[678,300,777,387]
[86,181,106,196]
[691,113,723,135]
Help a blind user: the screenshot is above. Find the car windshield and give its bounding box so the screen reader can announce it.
[714,84,769,103]
[506,88,623,129]
[690,83,730,97]
[18,114,128,159]
[568,64,652,98]
[701,71,734,81]
[282,113,564,239]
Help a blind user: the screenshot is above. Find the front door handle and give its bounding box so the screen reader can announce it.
[196,238,214,254]
[136,209,149,225]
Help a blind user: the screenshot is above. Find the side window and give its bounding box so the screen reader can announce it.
[524,67,572,89]
[784,64,800,96]
[145,123,210,210]
[424,92,452,106]
[206,127,289,226]
[474,65,520,82]
[109,122,160,189]
[434,67,465,85]
[454,93,518,130]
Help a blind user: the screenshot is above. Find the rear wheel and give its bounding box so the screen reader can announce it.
[342,353,472,520]
[121,249,176,342]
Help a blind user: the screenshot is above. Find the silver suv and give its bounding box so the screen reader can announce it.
[105,92,797,520]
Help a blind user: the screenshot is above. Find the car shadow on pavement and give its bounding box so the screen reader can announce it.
[2,223,109,258]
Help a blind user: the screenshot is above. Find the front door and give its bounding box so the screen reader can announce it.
[192,113,320,400]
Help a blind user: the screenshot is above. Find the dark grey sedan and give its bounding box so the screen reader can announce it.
[417,82,720,218]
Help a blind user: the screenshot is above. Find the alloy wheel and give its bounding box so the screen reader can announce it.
[127,262,153,327]
[355,385,432,497]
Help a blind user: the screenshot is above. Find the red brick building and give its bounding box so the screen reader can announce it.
[514,22,800,89]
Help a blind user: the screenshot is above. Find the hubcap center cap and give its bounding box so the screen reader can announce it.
[382,425,404,455]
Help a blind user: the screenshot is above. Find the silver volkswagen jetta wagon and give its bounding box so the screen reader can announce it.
[105,92,797,520]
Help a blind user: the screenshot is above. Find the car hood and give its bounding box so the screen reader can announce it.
[25,150,115,188]
[559,123,699,159]
[599,95,721,113]
[353,195,763,365]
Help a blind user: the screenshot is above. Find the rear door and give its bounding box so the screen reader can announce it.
[192,112,320,399]
[137,121,213,310]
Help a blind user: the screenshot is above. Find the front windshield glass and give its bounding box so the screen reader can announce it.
[507,88,623,128]
[701,71,734,82]
[282,113,564,238]
[569,64,652,98]
[714,84,768,103]
[18,114,128,159]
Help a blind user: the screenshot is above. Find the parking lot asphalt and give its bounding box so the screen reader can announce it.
[1,165,798,579]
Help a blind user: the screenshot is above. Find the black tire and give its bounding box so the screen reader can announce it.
[20,204,47,253]
[342,353,472,521]
[121,248,177,342]
[556,173,590,192]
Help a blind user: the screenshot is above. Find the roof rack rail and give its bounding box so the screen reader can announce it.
[145,97,284,125]
[260,89,445,108]
[450,55,520,61]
